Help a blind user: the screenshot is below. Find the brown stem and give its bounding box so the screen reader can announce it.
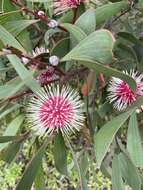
[72,8,78,24]
[8,90,31,101]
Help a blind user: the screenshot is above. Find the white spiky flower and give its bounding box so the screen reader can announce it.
[27,84,85,136]
[37,67,59,85]
[107,70,143,111]
[32,47,49,58]
[53,0,84,15]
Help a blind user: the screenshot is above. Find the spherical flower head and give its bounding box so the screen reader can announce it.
[37,67,59,85]
[107,70,143,111]
[54,0,84,14]
[27,84,85,136]
[32,47,49,58]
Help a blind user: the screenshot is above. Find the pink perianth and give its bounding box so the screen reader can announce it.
[54,0,84,14]
[116,81,136,104]
[37,67,59,85]
[39,96,74,128]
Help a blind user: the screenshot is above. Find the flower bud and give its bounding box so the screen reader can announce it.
[48,19,58,28]
[37,10,45,16]
[49,55,59,66]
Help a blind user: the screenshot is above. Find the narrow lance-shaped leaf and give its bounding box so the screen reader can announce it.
[0,104,21,120]
[118,153,142,190]
[112,154,124,190]
[53,133,68,175]
[0,136,18,143]
[16,140,48,190]
[4,19,39,37]
[127,112,143,167]
[94,108,135,167]
[0,11,20,25]
[7,54,41,94]
[0,77,24,100]
[34,164,46,190]
[0,24,25,53]
[0,115,24,151]
[0,141,22,163]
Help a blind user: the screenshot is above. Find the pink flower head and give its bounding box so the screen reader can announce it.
[54,0,84,14]
[107,70,143,111]
[37,67,59,85]
[27,84,85,136]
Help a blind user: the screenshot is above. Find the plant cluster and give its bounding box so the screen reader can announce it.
[0,0,143,189]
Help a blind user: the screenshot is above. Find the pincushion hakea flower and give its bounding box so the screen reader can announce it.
[107,70,143,111]
[32,47,49,58]
[37,67,59,85]
[54,0,84,14]
[27,84,85,136]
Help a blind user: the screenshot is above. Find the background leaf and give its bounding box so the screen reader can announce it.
[0,24,25,52]
[119,153,142,190]
[127,112,143,167]
[0,114,24,151]
[16,140,48,190]
[95,108,135,167]
[112,154,124,190]
[7,54,41,94]
[96,1,129,26]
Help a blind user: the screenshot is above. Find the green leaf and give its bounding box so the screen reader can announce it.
[79,151,89,190]
[44,28,61,46]
[7,54,41,94]
[95,108,135,167]
[53,133,68,175]
[0,136,17,143]
[0,114,24,151]
[0,77,24,100]
[112,155,124,190]
[0,10,20,24]
[4,19,39,36]
[61,23,87,43]
[51,38,70,58]
[16,141,48,190]
[127,112,143,167]
[76,8,96,35]
[62,29,115,64]
[78,60,136,91]
[118,32,143,47]
[119,153,142,190]
[34,165,46,190]
[0,141,21,163]
[96,1,129,26]
[0,24,25,52]
[0,104,20,120]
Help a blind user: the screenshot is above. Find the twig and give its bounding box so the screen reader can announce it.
[8,90,32,101]
[111,8,131,24]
